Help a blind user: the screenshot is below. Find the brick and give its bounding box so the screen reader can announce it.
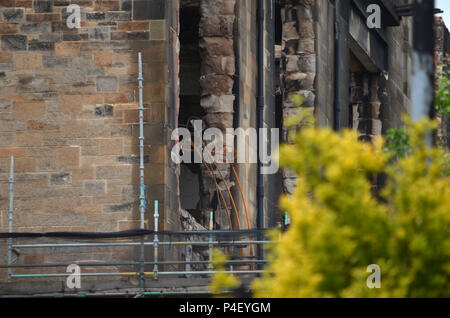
[121,0,132,11]
[13,101,45,120]
[0,147,27,158]
[74,205,102,213]
[20,22,51,33]
[83,180,106,196]
[116,155,149,165]
[111,31,126,40]
[93,51,112,67]
[28,40,54,51]
[117,21,149,31]
[105,11,130,21]
[133,0,165,20]
[0,23,18,34]
[13,51,42,69]
[86,12,105,20]
[103,202,134,212]
[149,20,165,40]
[43,55,69,68]
[26,13,60,22]
[50,172,72,185]
[100,138,122,155]
[15,0,33,7]
[27,120,59,130]
[96,165,131,180]
[94,0,120,11]
[96,76,117,92]
[89,27,110,40]
[15,157,36,172]
[18,76,49,93]
[1,34,27,50]
[0,52,12,63]
[55,42,81,56]
[57,146,80,167]
[62,33,89,41]
[127,31,149,40]
[0,0,15,7]
[34,0,52,13]
[94,104,114,117]
[13,132,42,147]
[1,8,24,22]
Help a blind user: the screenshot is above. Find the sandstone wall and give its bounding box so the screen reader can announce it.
[0,0,176,281]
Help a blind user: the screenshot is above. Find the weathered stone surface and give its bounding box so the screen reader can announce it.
[1,34,26,50]
[18,77,49,93]
[199,37,234,57]
[200,74,234,95]
[199,15,234,37]
[200,94,235,113]
[96,76,117,92]
[83,180,106,196]
[50,172,72,186]
[1,8,24,22]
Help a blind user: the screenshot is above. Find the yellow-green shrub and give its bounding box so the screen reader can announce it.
[252,118,450,298]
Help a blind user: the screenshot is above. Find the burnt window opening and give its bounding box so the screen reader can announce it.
[349,51,383,142]
[179,0,204,214]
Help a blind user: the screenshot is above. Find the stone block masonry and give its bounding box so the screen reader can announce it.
[0,0,171,281]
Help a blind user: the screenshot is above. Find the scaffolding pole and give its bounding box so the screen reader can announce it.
[153,200,159,280]
[7,156,14,281]
[137,52,146,292]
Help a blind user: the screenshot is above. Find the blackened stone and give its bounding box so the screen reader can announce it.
[89,27,110,40]
[122,0,132,11]
[43,56,69,68]
[98,21,116,26]
[28,41,54,51]
[127,32,149,40]
[2,8,24,22]
[133,0,165,20]
[103,203,134,212]
[0,72,5,78]
[62,33,88,41]
[94,104,114,117]
[53,1,70,6]
[1,35,27,51]
[20,22,51,33]
[116,155,150,164]
[50,172,72,186]
[34,1,52,13]
[86,12,105,20]
[106,11,130,21]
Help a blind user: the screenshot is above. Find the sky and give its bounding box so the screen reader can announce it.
[436,0,450,26]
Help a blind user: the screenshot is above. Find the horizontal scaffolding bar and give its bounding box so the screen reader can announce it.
[12,240,274,249]
[11,270,266,279]
[0,260,270,269]
[1,290,221,298]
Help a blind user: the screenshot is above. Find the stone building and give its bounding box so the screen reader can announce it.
[0,0,445,295]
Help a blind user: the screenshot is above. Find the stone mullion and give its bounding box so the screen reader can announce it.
[281,0,316,195]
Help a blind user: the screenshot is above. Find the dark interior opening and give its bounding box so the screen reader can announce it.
[179,0,204,213]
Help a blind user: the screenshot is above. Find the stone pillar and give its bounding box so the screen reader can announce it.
[280,0,316,194]
[198,0,236,229]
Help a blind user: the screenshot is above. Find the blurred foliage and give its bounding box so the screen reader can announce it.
[209,249,241,297]
[210,93,450,298]
[384,128,411,160]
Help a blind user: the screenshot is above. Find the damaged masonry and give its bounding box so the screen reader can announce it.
[0,0,448,296]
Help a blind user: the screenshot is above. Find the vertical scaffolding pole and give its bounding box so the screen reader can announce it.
[8,156,14,281]
[153,200,159,280]
[137,52,146,291]
[208,210,214,271]
[412,0,435,125]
